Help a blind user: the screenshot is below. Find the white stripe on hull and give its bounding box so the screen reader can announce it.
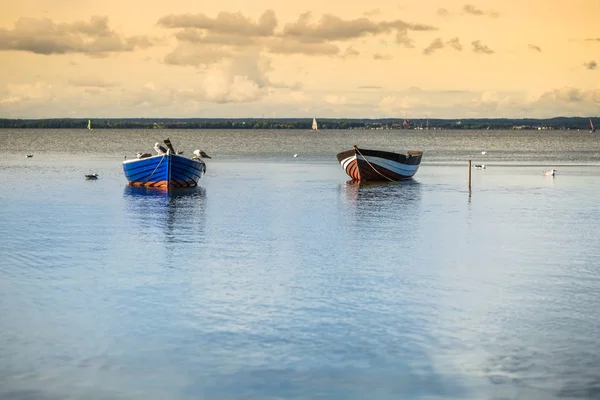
[342,155,418,174]
[340,154,419,181]
[357,154,419,176]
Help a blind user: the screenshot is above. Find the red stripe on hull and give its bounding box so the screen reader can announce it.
[128,180,197,188]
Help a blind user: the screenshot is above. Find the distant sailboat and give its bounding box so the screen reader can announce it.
[312,118,318,131]
[87,119,93,130]
[590,118,596,133]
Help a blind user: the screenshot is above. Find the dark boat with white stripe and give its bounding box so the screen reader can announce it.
[123,138,208,190]
[336,145,423,182]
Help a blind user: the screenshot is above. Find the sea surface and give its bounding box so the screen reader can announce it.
[1,128,600,400]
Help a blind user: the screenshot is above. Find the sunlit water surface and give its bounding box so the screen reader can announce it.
[1,129,600,399]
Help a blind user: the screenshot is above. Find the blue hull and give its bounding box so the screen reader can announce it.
[122,154,206,188]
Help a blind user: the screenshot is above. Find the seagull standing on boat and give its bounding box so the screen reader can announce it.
[544,169,557,176]
[193,150,212,159]
[154,142,168,155]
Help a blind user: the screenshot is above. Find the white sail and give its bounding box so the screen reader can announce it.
[312,118,318,131]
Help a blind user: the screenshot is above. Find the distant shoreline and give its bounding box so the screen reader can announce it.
[0,117,596,131]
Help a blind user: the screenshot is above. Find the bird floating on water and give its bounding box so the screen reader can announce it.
[26,154,33,158]
[85,174,99,180]
[293,154,298,158]
[481,151,487,155]
[473,164,486,169]
[544,169,557,176]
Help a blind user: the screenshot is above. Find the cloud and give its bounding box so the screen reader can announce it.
[163,43,231,66]
[157,10,277,37]
[536,87,600,108]
[585,38,600,42]
[447,37,462,51]
[202,73,264,103]
[324,94,347,105]
[159,11,436,60]
[67,77,117,88]
[373,53,392,60]
[364,9,381,17]
[423,37,462,55]
[281,12,436,42]
[0,16,152,56]
[266,38,340,55]
[396,29,414,48]
[463,4,499,18]
[423,38,444,55]
[471,40,494,54]
[174,29,259,46]
[584,60,597,70]
[358,86,382,89]
[342,46,360,57]
[463,5,484,16]
[528,44,542,52]
[437,8,450,16]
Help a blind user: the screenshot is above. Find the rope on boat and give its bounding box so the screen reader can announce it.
[142,154,166,186]
[354,146,396,182]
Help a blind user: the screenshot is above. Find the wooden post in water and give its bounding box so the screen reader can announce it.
[468,160,472,191]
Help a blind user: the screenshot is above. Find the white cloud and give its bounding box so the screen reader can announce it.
[324,94,347,105]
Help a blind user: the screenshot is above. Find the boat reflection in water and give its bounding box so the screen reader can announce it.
[123,185,206,199]
[340,179,422,225]
[123,185,207,247]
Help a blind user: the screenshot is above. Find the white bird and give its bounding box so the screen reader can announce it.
[544,169,557,176]
[154,142,167,155]
[193,149,212,159]
[481,151,487,155]
[293,154,298,158]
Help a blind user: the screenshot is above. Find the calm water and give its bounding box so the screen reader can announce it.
[1,129,600,400]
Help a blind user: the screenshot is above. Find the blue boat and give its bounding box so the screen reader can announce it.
[122,139,208,189]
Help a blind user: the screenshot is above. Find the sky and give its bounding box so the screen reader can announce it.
[1,0,599,119]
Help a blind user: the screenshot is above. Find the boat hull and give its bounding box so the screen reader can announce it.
[336,147,422,182]
[122,154,206,188]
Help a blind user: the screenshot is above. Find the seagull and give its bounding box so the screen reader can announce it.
[137,152,152,159]
[154,142,167,155]
[26,154,33,158]
[473,164,486,169]
[85,174,99,180]
[481,151,487,155]
[293,154,298,158]
[544,169,557,176]
[193,149,212,159]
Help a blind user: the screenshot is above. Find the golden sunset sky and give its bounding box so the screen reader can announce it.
[1,0,598,119]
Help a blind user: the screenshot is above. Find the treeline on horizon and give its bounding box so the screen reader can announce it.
[0,117,595,130]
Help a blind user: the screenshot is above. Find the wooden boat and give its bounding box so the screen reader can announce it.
[122,139,207,189]
[336,145,422,182]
